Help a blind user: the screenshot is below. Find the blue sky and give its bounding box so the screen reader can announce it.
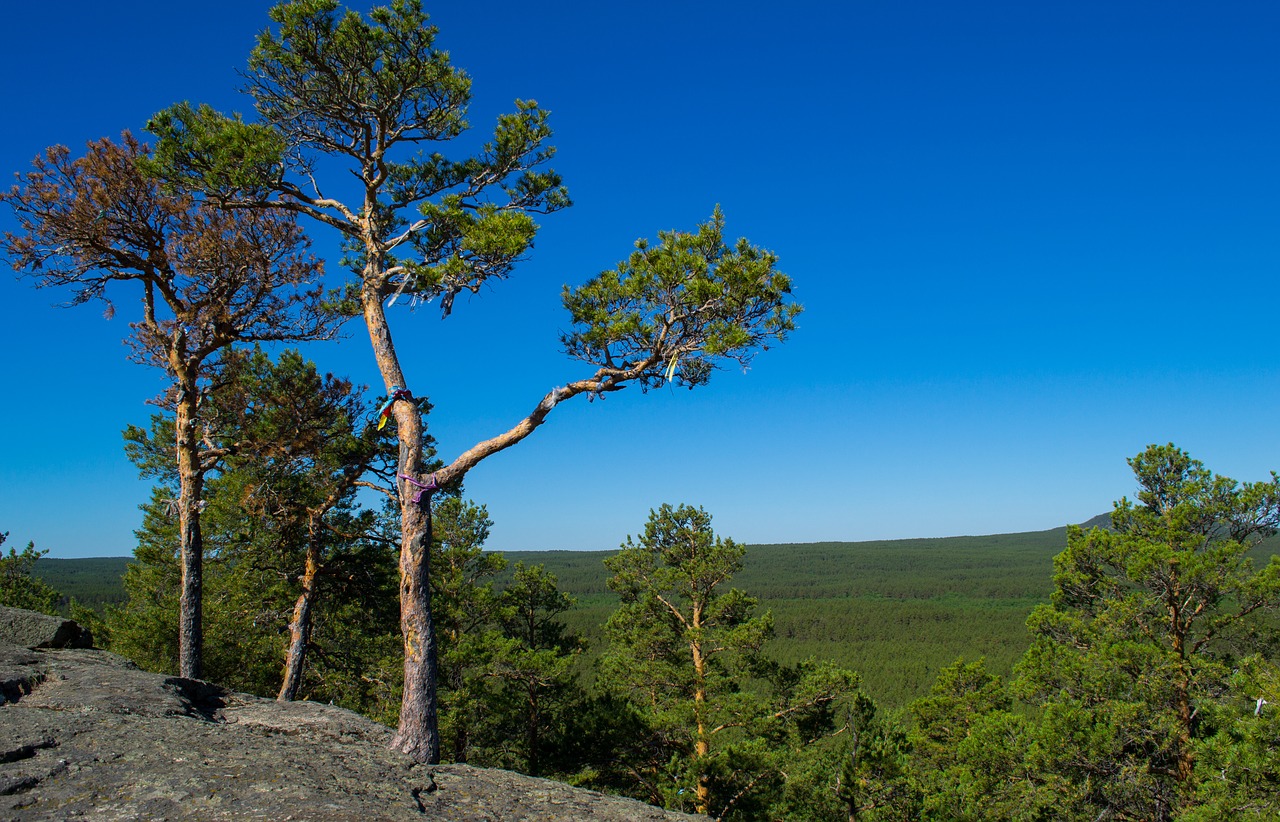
[2,1,1278,558]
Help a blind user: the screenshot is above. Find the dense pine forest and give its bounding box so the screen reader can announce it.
[33,525,1069,709]
[31,557,130,609]
[502,527,1076,709]
[31,518,1280,713]
[11,445,1280,820]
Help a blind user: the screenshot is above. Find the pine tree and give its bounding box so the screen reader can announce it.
[111,350,404,715]
[143,0,799,762]
[602,504,857,818]
[429,497,506,764]
[0,533,61,616]
[1016,444,1280,820]
[492,562,583,777]
[3,135,337,678]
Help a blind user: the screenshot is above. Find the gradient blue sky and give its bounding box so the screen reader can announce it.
[2,1,1278,558]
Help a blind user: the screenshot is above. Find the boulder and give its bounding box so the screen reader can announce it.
[0,606,93,650]
[0,608,702,821]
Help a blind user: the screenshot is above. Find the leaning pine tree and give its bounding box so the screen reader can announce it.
[144,0,800,763]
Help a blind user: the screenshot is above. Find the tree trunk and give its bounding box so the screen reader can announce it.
[1173,659,1195,785]
[362,281,442,763]
[175,388,204,681]
[278,527,321,701]
[527,682,541,776]
[691,604,709,815]
[1169,586,1195,787]
[390,495,441,762]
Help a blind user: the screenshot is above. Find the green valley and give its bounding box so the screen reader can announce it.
[38,523,1079,708]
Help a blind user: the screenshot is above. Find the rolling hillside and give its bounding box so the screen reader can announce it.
[44,519,1268,708]
[501,525,1071,705]
[32,557,131,608]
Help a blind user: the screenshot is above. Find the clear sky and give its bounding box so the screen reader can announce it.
[2,1,1278,558]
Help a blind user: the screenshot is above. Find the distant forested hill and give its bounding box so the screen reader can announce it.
[39,525,1070,608]
[33,557,132,609]
[503,525,1073,706]
[501,526,1072,601]
[45,520,1271,708]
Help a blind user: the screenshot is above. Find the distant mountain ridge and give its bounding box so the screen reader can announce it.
[35,518,1113,609]
[1078,512,1112,529]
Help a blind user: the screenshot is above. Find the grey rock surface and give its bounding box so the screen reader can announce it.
[0,606,93,650]
[0,610,700,821]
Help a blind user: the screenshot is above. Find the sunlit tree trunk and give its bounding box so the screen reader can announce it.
[278,516,322,701]
[691,602,709,814]
[361,286,441,763]
[278,583,313,700]
[392,494,440,762]
[175,377,204,681]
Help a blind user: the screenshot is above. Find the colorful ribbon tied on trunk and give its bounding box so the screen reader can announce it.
[377,386,414,430]
[398,473,439,504]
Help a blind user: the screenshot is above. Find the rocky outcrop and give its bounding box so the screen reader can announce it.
[0,606,93,652]
[0,608,698,821]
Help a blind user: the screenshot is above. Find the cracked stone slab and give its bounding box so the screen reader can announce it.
[0,646,45,706]
[13,649,223,720]
[0,607,92,650]
[0,609,702,821]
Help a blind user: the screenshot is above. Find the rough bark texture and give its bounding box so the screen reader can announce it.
[175,389,204,682]
[277,546,318,702]
[362,289,442,764]
[0,608,703,821]
[691,606,710,815]
[390,496,441,764]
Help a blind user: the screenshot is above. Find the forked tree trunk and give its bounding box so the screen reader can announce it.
[175,389,204,681]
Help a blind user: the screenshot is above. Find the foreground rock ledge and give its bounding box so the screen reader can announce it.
[0,608,699,821]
